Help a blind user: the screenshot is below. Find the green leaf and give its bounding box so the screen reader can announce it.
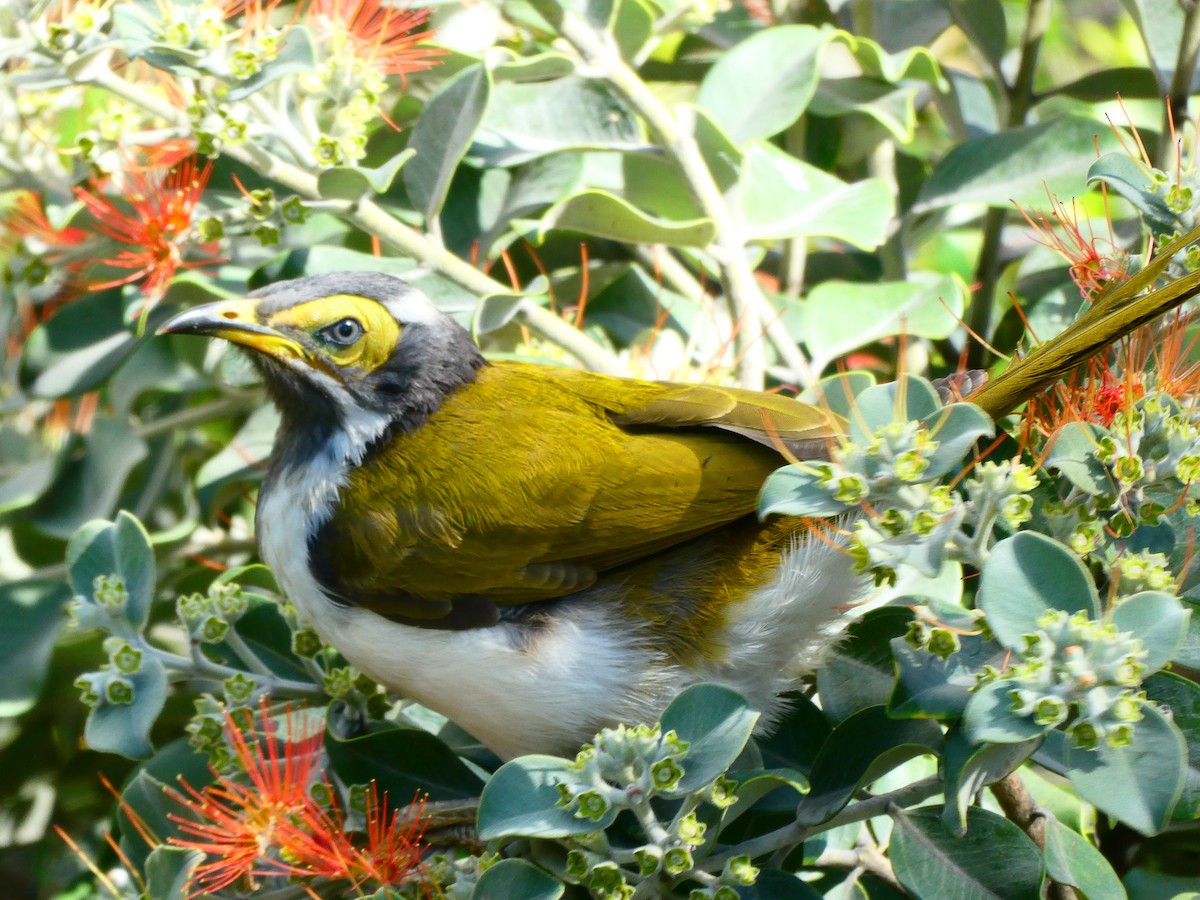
[890,806,1044,900]
[1043,817,1126,900]
[1062,704,1185,835]
[659,683,760,795]
[325,726,484,802]
[946,0,1006,73]
[848,375,943,443]
[1121,0,1187,89]
[0,427,66,514]
[478,755,617,839]
[1051,66,1162,102]
[978,532,1100,649]
[818,607,914,723]
[478,153,585,256]
[913,116,1121,212]
[405,63,491,222]
[758,466,854,519]
[84,654,167,759]
[1043,422,1113,495]
[739,142,893,246]
[31,417,149,540]
[472,859,564,900]
[757,691,831,775]
[722,768,810,827]
[0,579,69,717]
[797,371,877,422]
[19,289,138,398]
[195,406,278,513]
[612,0,653,60]
[66,511,157,631]
[225,26,315,100]
[1087,152,1180,238]
[737,870,824,898]
[540,189,716,247]
[806,273,964,379]
[696,25,841,144]
[795,705,941,826]
[888,633,1006,719]
[473,77,644,166]
[145,847,202,900]
[920,403,996,479]
[1111,591,1189,670]
[491,51,575,82]
[317,149,416,200]
[962,681,1052,745]
[942,726,1040,835]
[1144,671,1200,821]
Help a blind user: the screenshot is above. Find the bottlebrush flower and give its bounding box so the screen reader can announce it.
[1019,195,1129,301]
[169,698,430,895]
[72,152,216,304]
[168,698,325,893]
[307,0,443,79]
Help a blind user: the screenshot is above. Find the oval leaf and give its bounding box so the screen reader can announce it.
[978,532,1099,649]
[472,858,564,900]
[540,189,715,247]
[659,683,759,795]
[478,755,617,839]
[890,806,1044,900]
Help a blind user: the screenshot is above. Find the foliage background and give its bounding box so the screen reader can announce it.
[2,0,1200,897]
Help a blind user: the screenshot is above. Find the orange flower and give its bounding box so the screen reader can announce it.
[3,191,89,251]
[307,0,443,78]
[1019,194,1129,301]
[72,152,216,301]
[169,699,324,893]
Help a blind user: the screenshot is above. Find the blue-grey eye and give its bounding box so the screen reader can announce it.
[321,317,364,345]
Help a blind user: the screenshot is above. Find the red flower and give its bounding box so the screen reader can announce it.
[3,191,88,251]
[73,153,216,301]
[307,0,443,78]
[169,698,430,895]
[1019,194,1129,301]
[168,699,325,894]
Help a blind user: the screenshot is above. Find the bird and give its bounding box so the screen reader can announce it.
[160,240,1200,759]
[160,272,866,758]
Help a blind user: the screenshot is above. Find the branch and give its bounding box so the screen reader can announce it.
[529,1,815,388]
[701,775,943,870]
[991,773,1078,900]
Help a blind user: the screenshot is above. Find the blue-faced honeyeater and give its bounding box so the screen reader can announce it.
[160,256,1200,758]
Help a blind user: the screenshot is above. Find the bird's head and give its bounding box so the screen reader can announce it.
[159,272,485,434]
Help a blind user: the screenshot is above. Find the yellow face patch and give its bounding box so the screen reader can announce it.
[268,294,402,374]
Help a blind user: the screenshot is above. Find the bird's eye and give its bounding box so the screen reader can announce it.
[321,317,364,346]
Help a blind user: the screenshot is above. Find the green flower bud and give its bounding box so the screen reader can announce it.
[324,667,354,697]
[565,849,592,880]
[832,474,869,504]
[1177,454,1200,483]
[199,615,229,643]
[1114,455,1144,485]
[927,628,960,660]
[93,574,127,608]
[588,862,625,894]
[309,780,334,807]
[651,757,683,792]
[292,629,323,658]
[348,782,369,814]
[1111,691,1146,722]
[253,224,281,246]
[676,812,706,846]
[1069,720,1100,750]
[1001,494,1034,527]
[663,846,694,876]
[712,888,741,900]
[223,672,256,703]
[1011,463,1039,492]
[1106,723,1135,748]
[162,19,193,46]
[894,448,930,482]
[633,846,662,876]
[709,775,739,809]
[109,641,143,675]
[231,49,260,79]
[1033,696,1068,726]
[575,790,610,821]
[314,136,340,166]
[663,729,689,757]
[74,675,100,706]
[281,196,309,224]
[190,714,223,748]
[106,677,134,705]
[723,855,759,886]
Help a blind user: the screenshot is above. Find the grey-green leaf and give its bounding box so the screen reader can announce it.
[472,859,564,900]
[890,806,1045,900]
[1043,817,1127,900]
[978,532,1099,649]
[405,63,491,222]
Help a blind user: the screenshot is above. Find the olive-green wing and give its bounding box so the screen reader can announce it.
[318,361,838,626]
